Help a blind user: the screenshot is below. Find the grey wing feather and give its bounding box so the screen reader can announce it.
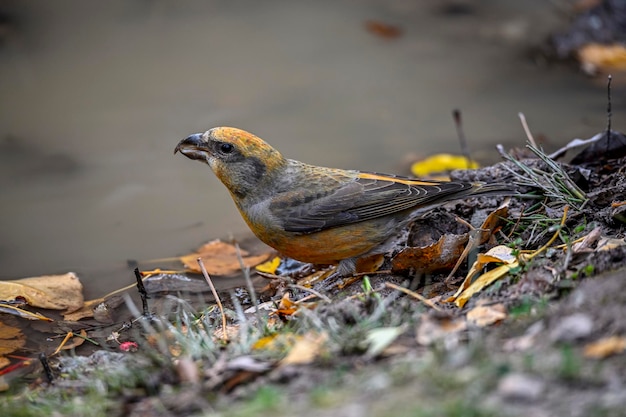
[271,174,475,234]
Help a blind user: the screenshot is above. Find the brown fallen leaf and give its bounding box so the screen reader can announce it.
[0,273,84,313]
[583,336,626,359]
[478,200,509,245]
[466,303,507,327]
[179,240,272,275]
[416,315,466,346]
[0,321,26,356]
[392,233,469,275]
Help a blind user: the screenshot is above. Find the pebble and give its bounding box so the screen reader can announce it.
[497,373,545,401]
[550,313,593,342]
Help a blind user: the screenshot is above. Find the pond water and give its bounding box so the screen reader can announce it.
[0,0,623,297]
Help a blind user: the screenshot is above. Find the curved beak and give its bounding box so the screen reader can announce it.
[174,133,210,162]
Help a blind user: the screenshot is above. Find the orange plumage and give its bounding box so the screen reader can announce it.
[175,127,511,275]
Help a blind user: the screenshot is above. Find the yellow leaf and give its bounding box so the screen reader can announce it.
[454,263,517,308]
[411,154,479,177]
[255,256,281,274]
[280,332,328,366]
[447,245,519,303]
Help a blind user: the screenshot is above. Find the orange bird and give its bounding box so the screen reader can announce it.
[175,127,511,275]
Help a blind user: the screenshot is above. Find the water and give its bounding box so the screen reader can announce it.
[0,0,622,296]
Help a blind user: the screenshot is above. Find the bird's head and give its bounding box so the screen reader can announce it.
[175,127,286,200]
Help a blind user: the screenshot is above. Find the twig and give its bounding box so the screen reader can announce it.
[606,74,612,152]
[234,244,263,332]
[197,258,228,342]
[38,353,54,383]
[453,109,473,169]
[288,284,332,303]
[384,282,443,312]
[518,112,537,147]
[133,267,150,316]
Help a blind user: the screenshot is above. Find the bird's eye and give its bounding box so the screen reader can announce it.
[219,143,234,154]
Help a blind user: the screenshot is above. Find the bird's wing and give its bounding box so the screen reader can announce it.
[270,172,476,234]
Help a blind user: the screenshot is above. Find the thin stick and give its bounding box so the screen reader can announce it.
[197,258,228,342]
[518,112,537,147]
[39,353,54,383]
[133,267,150,316]
[234,244,263,331]
[453,109,473,168]
[288,284,332,303]
[607,74,612,150]
[384,282,443,312]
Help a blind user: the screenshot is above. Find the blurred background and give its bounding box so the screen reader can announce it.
[0,0,623,296]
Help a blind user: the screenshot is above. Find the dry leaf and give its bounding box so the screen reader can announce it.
[0,321,25,356]
[583,336,626,359]
[392,233,469,274]
[280,332,328,366]
[63,297,111,322]
[578,43,626,74]
[466,303,507,327]
[447,245,522,307]
[179,240,271,275]
[478,201,509,244]
[416,315,467,346]
[255,256,281,274]
[0,273,84,312]
[410,154,479,177]
[596,236,626,251]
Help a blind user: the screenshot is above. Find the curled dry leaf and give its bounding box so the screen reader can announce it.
[392,233,469,275]
[478,200,509,244]
[0,272,84,313]
[447,245,521,308]
[179,240,272,275]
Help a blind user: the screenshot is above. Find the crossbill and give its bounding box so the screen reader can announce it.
[174,127,512,276]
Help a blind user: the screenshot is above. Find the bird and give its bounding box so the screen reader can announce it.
[174,127,512,276]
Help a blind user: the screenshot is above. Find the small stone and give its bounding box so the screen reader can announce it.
[497,373,544,401]
[551,313,594,342]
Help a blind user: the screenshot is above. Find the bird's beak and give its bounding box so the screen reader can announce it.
[174,133,210,162]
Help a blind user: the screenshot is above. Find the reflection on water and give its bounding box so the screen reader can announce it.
[0,0,623,296]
